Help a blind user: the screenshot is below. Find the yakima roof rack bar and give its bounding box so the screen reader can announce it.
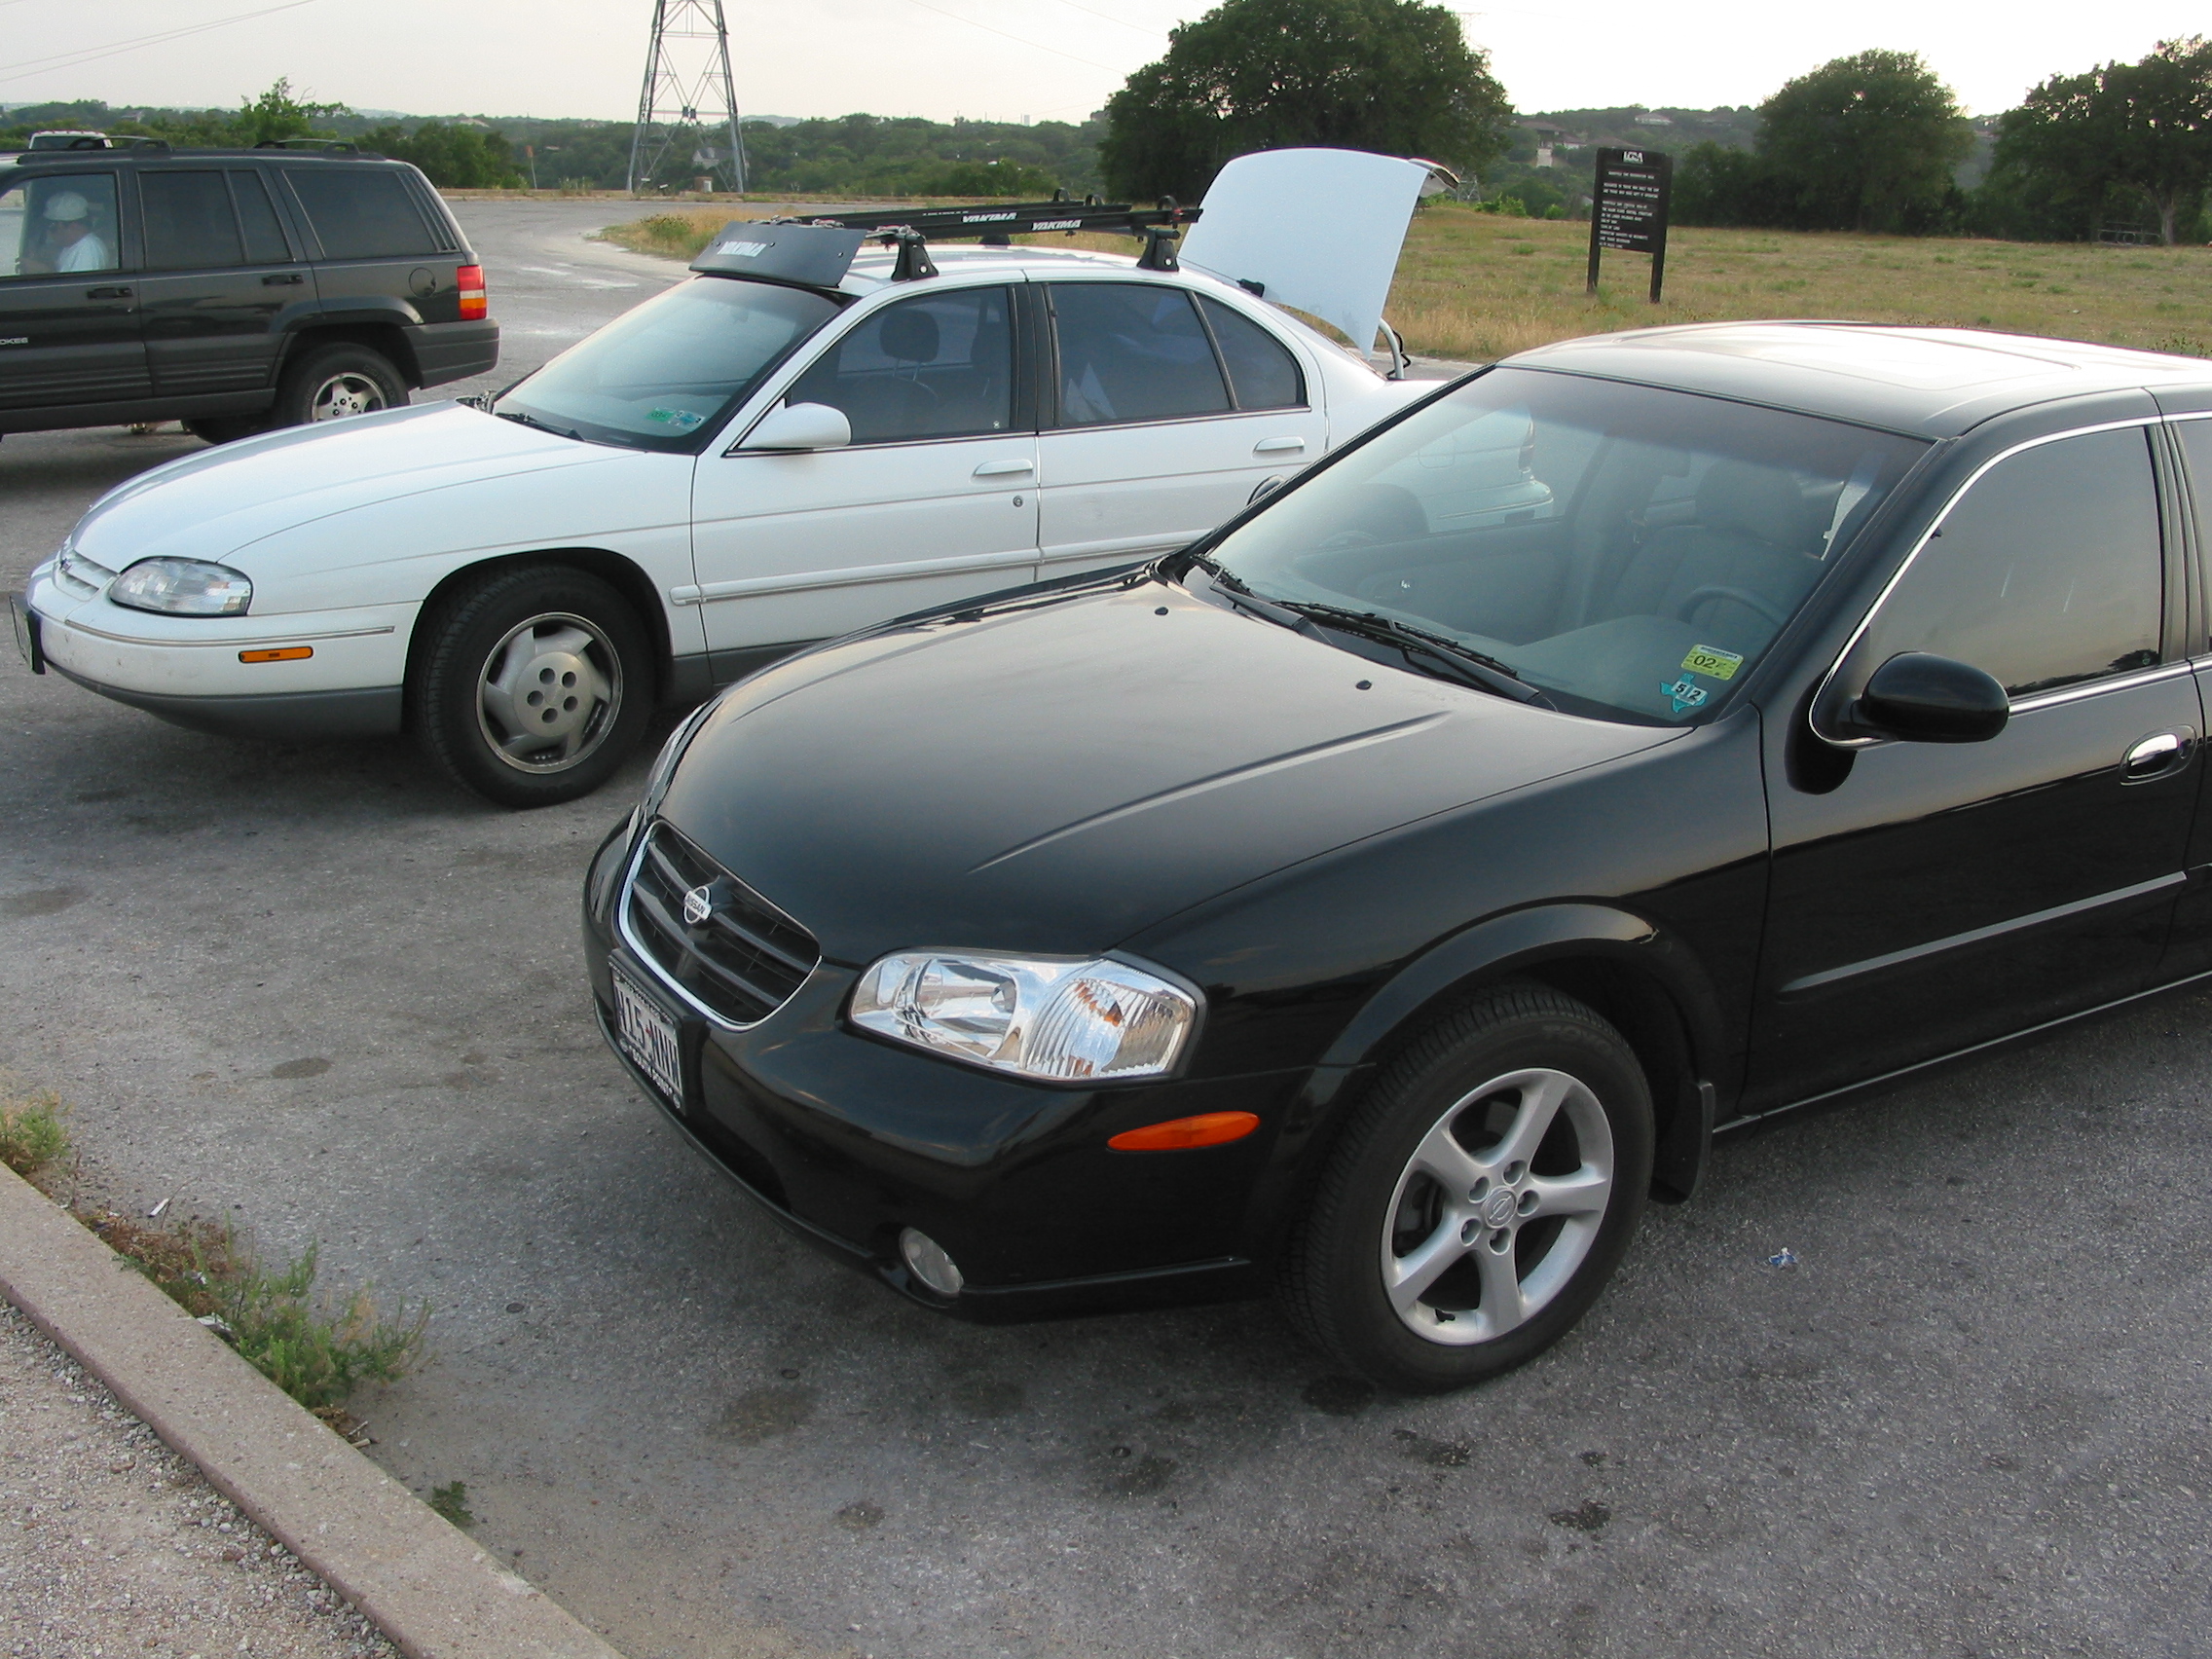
[688,194,1204,285]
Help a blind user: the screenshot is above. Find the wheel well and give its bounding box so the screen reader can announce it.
[280,323,421,388]
[1346,954,1706,1203]
[402,551,675,727]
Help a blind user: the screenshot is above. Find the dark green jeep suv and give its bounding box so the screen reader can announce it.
[0,141,498,442]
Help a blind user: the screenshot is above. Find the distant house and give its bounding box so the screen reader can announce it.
[1632,113,1674,127]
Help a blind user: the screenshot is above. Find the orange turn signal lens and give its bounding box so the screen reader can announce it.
[238,645,313,663]
[1107,1111,1260,1153]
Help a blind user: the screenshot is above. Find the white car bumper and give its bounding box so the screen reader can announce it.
[23,561,418,740]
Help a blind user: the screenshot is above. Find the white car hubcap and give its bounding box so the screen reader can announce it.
[474,611,621,774]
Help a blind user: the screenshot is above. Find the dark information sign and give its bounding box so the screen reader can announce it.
[1585,146,1673,303]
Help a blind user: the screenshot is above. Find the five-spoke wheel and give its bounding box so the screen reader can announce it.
[1281,984,1652,1391]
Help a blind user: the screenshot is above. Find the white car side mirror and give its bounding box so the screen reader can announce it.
[742,401,852,452]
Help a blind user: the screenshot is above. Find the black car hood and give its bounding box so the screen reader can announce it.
[657,573,1678,963]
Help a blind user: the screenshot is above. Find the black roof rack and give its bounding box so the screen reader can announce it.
[757,194,1202,279]
[12,139,387,165]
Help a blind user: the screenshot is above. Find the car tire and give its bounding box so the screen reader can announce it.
[271,343,408,428]
[183,415,270,444]
[409,565,654,809]
[1279,983,1653,1392]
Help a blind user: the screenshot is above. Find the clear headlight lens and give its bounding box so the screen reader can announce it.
[108,558,252,616]
[850,952,1199,1083]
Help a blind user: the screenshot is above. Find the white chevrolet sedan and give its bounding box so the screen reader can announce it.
[16,153,1474,805]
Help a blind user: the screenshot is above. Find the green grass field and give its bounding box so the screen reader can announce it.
[604,202,2212,363]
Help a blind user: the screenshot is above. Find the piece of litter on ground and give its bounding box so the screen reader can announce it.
[148,1195,173,1219]
[1766,1248,1798,1268]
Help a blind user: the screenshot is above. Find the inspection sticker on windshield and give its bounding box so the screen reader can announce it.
[1660,678,1709,716]
[646,407,706,430]
[1681,644,1744,681]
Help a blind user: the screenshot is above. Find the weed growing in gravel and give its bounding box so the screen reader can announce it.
[83,1212,428,1414]
[0,1090,69,1177]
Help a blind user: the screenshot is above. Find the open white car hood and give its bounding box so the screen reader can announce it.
[1180,148,1445,356]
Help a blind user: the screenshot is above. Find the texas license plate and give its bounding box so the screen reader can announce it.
[611,967,683,1105]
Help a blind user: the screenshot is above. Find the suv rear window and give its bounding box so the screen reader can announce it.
[283,167,437,259]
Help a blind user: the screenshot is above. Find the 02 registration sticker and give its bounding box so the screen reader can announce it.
[611,968,684,1106]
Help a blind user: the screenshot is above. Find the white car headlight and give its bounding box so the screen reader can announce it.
[850,952,1199,1083]
[108,558,252,616]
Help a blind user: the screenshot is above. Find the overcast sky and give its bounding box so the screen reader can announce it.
[0,0,2194,126]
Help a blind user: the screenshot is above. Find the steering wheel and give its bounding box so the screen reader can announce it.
[1674,584,1789,629]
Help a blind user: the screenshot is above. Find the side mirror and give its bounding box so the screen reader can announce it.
[1849,651,2009,744]
[741,401,851,452]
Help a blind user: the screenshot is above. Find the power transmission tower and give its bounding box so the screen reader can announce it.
[628,0,746,196]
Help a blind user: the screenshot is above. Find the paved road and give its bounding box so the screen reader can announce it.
[4,202,2210,1659]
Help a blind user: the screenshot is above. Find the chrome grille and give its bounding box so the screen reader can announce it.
[621,822,819,1027]
[55,548,114,599]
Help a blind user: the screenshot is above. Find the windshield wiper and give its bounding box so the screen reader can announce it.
[1283,602,1554,708]
[1182,554,1312,630]
[493,407,583,441]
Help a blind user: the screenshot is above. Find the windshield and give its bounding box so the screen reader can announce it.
[1206,367,1929,724]
[493,276,840,452]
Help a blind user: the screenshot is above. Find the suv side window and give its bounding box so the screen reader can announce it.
[0,172,121,276]
[2173,420,2212,652]
[230,170,292,263]
[786,287,1014,445]
[283,167,437,258]
[1855,425,2162,698]
[142,171,245,270]
[1050,283,1231,425]
[1198,296,1304,411]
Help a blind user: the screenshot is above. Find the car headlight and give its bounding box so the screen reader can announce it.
[850,952,1199,1083]
[108,558,252,616]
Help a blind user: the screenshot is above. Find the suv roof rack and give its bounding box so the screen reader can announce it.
[12,139,387,165]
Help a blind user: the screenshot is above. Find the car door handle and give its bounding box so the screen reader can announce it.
[262,273,305,286]
[1253,436,1306,454]
[85,285,131,300]
[2123,731,2193,782]
[972,459,1034,477]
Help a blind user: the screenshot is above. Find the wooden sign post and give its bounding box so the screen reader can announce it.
[1585,146,1673,304]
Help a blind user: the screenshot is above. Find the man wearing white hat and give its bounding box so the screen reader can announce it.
[43,191,113,273]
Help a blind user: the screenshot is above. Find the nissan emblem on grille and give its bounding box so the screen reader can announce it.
[682,884,714,926]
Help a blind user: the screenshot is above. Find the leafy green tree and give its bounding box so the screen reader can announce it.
[1755,51,1971,233]
[1986,38,2212,243]
[1098,0,1513,203]
[361,122,526,188]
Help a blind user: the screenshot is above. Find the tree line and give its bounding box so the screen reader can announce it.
[1671,39,2212,244]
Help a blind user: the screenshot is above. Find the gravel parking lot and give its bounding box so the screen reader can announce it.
[4,201,2210,1659]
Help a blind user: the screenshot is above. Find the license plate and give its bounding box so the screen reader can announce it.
[611,968,683,1105]
[8,594,42,674]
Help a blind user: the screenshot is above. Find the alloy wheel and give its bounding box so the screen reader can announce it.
[307,372,387,421]
[1379,1066,1615,1346]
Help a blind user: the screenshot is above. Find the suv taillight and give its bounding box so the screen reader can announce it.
[457,265,487,321]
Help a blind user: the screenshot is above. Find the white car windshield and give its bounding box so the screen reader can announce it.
[493,276,841,452]
[1205,367,1929,724]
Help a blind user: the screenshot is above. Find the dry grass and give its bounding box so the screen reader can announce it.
[605,201,2212,364]
[0,1090,69,1178]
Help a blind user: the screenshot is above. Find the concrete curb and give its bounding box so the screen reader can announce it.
[0,1161,627,1659]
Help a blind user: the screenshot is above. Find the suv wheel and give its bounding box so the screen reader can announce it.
[410,565,654,809]
[274,343,408,428]
[184,416,269,445]
[1280,984,1653,1391]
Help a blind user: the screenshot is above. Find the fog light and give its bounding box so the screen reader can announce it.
[898,1228,964,1298]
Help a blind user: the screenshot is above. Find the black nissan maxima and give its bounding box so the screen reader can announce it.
[583,322,2212,1390]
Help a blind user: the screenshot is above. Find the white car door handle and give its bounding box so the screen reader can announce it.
[1253,437,1306,455]
[973,459,1035,477]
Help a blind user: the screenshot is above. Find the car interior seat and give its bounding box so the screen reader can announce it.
[1597,458,1825,648]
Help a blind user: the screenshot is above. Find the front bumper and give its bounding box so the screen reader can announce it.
[25,564,413,739]
[580,818,1300,1320]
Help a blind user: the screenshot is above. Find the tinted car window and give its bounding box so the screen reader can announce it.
[1210,368,1927,724]
[1199,296,1304,410]
[0,171,121,276]
[787,287,1013,443]
[2174,420,2212,650]
[494,275,839,452]
[1051,283,1230,425]
[230,170,291,263]
[142,171,244,270]
[284,167,435,258]
[1856,426,2161,697]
